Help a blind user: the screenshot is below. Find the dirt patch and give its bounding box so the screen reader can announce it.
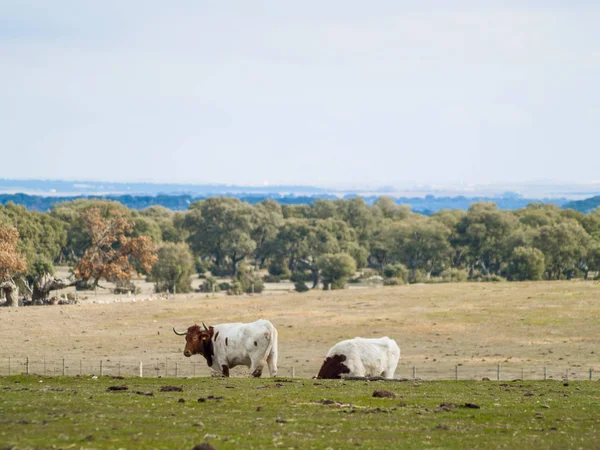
[160,385,183,392]
[373,390,396,398]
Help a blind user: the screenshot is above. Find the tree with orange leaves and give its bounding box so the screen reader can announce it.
[0,225,27,307]
[74,208,158,288]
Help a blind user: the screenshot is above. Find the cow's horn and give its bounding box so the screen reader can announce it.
[202,322,208,331]
[172,327,187,336]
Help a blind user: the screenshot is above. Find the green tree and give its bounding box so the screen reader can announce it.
[270,219,343,288]
[151,243,195,293]
[505,246,545,281]
[252,200,284,268]
[184,198,256,276]
[533,221,590,279]
[317,253,357,290]
[455,202,518,276]
[386,217,452,279]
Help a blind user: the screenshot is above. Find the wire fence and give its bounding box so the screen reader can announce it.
[0,357,597,381]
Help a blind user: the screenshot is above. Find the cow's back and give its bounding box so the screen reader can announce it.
[326,337,399,378]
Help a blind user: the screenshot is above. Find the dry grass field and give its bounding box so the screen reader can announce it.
[1,280,599,379]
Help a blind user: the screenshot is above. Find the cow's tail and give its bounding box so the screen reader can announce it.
[265,322,278,376]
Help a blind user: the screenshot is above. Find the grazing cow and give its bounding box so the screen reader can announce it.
[173,319,278,377]
[316,337,400,379]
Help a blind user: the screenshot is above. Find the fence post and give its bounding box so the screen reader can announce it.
[100,360,103,376]
[590,368,593,381]
[44,357,46,376]
[193,362,196,377]
[175,363,179,378]
[543,366,547,381]
[521,367,524,381]
[118,361,121,377]
[455,365,459,381]
[26,357,29,375]
[497,363,501,381]
[62,358,65,376]
[8,357,10,376]
[291,366,295,379]
[412,366,416,380]
[139,361,143,377]
[80,359,82,376]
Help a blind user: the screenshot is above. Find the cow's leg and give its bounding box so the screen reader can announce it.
[250,356,264,378]
[382,360,398,379]
[222,365,230,377]
[267,351,278,377]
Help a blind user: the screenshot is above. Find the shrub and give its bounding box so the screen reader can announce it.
[243,276,264,294]
[268,259,291,279]
[263,274,281,283]
[383,263,409,283]
[224,266,265,295]
[218,282,231,291]
[114,279,141,295]
[294,281,310,292]
[195,259,210,275]
[199,276,220,293]
[440,268,469,283]
[290,271,313,283]
[317,253,357,290]
[383,277,406,286]
[408,269,428,284]
[227,281,244,296]
[209,265,233,277]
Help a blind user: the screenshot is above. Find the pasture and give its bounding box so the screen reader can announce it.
[1,281,599,379]
[1,375,599,449]
[1,281,600,448]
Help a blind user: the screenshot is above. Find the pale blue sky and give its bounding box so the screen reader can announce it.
[1,1,599,188]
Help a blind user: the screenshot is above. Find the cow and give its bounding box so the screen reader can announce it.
[316,337,400,379]
[173,319,278,377]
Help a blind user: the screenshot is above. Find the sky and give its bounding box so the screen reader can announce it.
[1,1,599,188]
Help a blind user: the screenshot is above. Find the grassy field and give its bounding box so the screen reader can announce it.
[1,375,599,449]
[1,281,599,379]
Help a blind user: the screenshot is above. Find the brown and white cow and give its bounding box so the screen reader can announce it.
[316,337,400,379]
[173,319,278,377]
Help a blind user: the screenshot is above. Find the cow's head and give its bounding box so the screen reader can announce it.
[173,323,214,365]
[316,354,350,379]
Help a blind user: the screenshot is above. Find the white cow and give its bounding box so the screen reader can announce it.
[173,319,278,377]
[316,337,400,379]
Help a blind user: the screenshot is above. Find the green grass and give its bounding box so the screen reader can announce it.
[1,376,599,449]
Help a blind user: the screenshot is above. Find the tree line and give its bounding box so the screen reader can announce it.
[1,197,600,306]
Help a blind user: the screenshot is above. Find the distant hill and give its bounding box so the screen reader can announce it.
[563,196,600,213]
[0,192,569,213]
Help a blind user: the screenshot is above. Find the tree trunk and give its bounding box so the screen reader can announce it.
[1,281,19,307]
[311,267,320,289]
[32,275,76,304]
